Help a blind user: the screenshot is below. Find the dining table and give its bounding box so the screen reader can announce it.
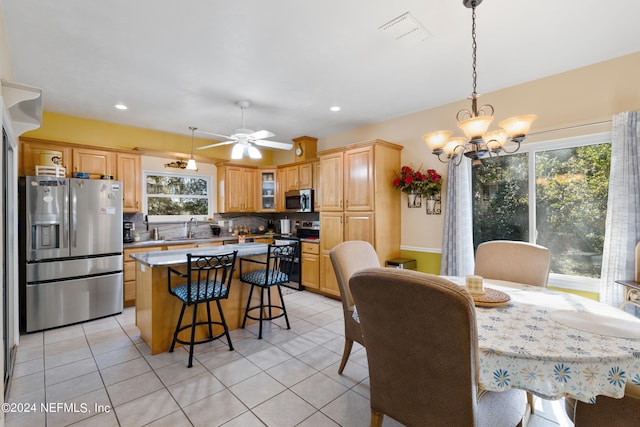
[354,275,640,404]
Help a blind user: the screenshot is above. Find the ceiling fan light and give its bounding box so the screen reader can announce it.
[248,145,262,159]
[185,158,197,170]
[499,114,537,138]
[231,143,244,159]
[457,116,493,140]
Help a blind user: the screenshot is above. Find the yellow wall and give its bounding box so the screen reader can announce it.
[318,52,640,253]
[23,111,275,166]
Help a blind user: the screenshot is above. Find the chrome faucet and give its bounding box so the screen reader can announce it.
[187,217,197,238]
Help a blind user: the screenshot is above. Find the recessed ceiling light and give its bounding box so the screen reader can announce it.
[115,104,128,110]
[330,106,341,112]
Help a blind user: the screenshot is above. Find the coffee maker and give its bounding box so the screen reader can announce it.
[123,222,135,243]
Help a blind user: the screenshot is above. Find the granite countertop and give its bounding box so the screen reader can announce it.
[124,234,319,249]
[129,242,269,267]
[124,236,235,249]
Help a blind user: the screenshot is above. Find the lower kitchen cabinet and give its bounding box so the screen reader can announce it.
[301,241,320,290]
[123,245,163,307]
[197,241,224,248]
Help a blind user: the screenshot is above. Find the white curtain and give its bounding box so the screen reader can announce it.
[600,111,640,306]
[440,156,475,276]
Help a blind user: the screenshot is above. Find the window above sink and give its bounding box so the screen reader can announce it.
[144,171,212,222]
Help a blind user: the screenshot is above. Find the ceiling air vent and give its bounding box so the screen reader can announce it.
[379,12,432,46]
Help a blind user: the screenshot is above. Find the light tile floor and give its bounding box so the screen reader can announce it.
[5,290,574,426]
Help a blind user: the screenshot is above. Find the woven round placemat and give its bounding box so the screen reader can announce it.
[471,287,511,307]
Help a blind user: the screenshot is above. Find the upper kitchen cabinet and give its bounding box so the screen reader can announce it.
[217,164,258,212]
[72,147,116,178]
[20,138,72,176]
[258,169,277,212]
[313,160,321,212]
[318,151,343,211]
[116,152,142,213]
[281,162,313,191]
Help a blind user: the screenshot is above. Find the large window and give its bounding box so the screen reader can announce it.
[144,172,211,220]
[472,133,611,291]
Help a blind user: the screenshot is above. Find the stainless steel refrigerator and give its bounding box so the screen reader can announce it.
[19,176,124,332]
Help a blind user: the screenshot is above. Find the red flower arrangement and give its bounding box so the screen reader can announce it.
[393,165,442,196]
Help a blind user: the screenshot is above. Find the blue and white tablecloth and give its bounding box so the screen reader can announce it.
[448,278,640,403]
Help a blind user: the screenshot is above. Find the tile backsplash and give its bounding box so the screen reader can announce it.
[123,212,318,241]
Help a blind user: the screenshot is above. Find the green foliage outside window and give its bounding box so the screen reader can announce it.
[472,142,611,279]
[145,174,210,216]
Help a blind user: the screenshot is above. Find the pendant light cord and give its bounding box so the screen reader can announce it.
[471,1,478,98]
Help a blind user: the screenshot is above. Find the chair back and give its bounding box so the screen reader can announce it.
[183,252,237,304]
[350,267,479,426]
[271,241,297,281]
[475,240,551,286]
[330,240,380,312]
[254,242,298,286]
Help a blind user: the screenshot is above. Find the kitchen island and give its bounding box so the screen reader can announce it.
[130,243,274,354]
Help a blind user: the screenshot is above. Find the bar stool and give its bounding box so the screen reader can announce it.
[240,242,297,339]
[167,251,237,367]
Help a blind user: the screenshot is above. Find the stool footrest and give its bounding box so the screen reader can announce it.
[172,321,233,349]
[245,304,287,322]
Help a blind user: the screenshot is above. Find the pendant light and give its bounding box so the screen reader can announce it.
[186,126,198,170]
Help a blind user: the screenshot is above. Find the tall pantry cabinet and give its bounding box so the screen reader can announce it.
[318,139,402,298]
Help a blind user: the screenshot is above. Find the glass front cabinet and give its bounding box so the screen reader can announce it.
[259,169,277,212]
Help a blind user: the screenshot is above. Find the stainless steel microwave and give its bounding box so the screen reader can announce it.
[285,189,314,212]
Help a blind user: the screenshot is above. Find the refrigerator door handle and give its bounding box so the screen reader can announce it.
[63,181,70,249]
[70,182,77,248]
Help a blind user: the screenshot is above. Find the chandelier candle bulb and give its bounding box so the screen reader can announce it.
[466,275,485,295]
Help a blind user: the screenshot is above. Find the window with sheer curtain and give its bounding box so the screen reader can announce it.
[471,133,611,292]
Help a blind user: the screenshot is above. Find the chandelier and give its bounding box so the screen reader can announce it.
[423,0,536,166]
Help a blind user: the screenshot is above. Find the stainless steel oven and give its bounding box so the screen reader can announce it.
[275,222,319,290]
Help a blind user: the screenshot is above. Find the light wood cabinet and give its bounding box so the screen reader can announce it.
[116,152,142,213]
[217,164,258,212]
[319,152,344,211]
[197,241,224,248]
[72,147,116,178]
[344,146,374,211]
[123,245,163,307]
[301,241,320,290]
[313,161,321,212]
[318,140,402,298]
[282,162,313,191]
[20,139,72,176]
[258,169,277,212]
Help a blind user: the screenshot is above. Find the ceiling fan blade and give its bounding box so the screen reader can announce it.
[196,129,235,140]
[197,140,236,150]
[253,140,294,150]
[248,130,275,140]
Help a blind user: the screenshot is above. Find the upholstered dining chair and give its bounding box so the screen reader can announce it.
[474,240,551,286]
[475,240,551,411]
[329,240,380,374]
[350,267,527,427]
[564,383,640,427]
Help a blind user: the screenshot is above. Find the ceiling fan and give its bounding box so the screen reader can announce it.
[196,100,293,159]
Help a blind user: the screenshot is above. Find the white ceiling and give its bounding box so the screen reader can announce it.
[2,0,639,150]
